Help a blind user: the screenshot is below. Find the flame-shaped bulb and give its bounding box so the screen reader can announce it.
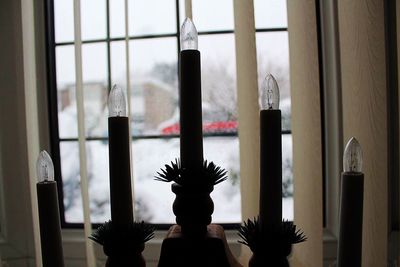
[108,85,127,117]
[261,74,280,110]
[36,150,54,182]
[180,17,198,51]
[343,137,363,172]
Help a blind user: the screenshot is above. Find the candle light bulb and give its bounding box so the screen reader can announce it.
[108,85,127,117]
[261,74,280,110]
[36,150,54,182]
[180,17,198,51]
[343,137,363,172]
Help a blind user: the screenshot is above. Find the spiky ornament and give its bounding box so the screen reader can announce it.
[238,216,306,257]
[90,220,154,256]
[155,158,227,188]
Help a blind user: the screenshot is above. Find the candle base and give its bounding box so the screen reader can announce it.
[249,252,290,267]
[89,221,154,267]
[172,183,214,237]
[105,248,146,267]
[238,217,306,267]
[158,224,242,267]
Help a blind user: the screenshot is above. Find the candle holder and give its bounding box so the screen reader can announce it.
[155,158,227,236]
[238,217,307,267]
[89,220,154,267]
[156,159,243,266]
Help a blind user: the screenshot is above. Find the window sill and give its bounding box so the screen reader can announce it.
[62,228,337,266]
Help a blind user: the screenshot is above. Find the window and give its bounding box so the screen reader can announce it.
[47,0,292,227]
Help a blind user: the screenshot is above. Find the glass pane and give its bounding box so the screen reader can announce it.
[198,34,237,133]
[81,0,106,40]
[129,0,176,36]
[111,41,127,90]
[178,0,186,26]
[282,134,293,220]
[110,0,126,38]
[56,45,78,138]
[192,0,234,32]
[256,31,291,131]
[254,0,288,29]
[204,137,241,223]
[60,141,84,223]
[129,38,178,135]
[86,140,111,223]
[132,138,180,223]
[82,43,108,137]
[132,137,241,224]
[54,0,74,43]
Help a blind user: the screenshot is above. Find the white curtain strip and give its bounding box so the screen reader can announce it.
[124,0,136,216]
[73,0,96,265]
[287,1,323,266]
[233,0,260,264]
[185,0,193,19]
[20,0,42,265]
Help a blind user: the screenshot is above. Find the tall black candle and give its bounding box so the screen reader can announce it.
[36,151,64,267]
[179,18,204,175]
[259,74,282,237]
[108,85,134,228]
[338,137,364,267]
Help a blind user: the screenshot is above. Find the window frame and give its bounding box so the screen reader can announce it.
[0,0,342,265]
[45,0,291,229]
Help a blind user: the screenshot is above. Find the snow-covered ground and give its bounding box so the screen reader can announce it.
[61,133,294,224]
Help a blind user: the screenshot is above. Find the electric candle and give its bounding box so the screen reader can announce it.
[36,150,64,267]
[179,18,204,176]
[108,85,134,229]
[338,137,364,267]
[259,74,282,238]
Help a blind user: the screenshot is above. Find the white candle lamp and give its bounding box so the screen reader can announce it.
[36,150,55,182]
[261,74,280,110]
[108,85,127,117]
[343,137,363,172]
[180,17,198,51]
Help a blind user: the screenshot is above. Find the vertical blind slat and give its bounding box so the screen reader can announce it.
[287,0,323,266]
[21,0,42,264]
[185,0,193,19]
[73,0,96,265]
[125,0,135,214]
[233,0,259,264]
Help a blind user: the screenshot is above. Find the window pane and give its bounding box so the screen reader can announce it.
[282,134,293,220]
[129,0,176,36]
[111,41,128,89]
[204,137,241,223]
[129,38,178,135]
[132,137,242,224]
[111,41,127,92]
[82,43,108,138]
[54,0,74,43]
[110,0,126,38]
[199,34,237,133]
[62,140,113,224]
[256,31,291,131]
[86,140,111,223]
[132,138,179,223]
[81,0,107,40]
[61,141,84,223]
[178,0,186,26]
[192,0,234,31]
[254,0,288,29]
[56,45,78,138]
